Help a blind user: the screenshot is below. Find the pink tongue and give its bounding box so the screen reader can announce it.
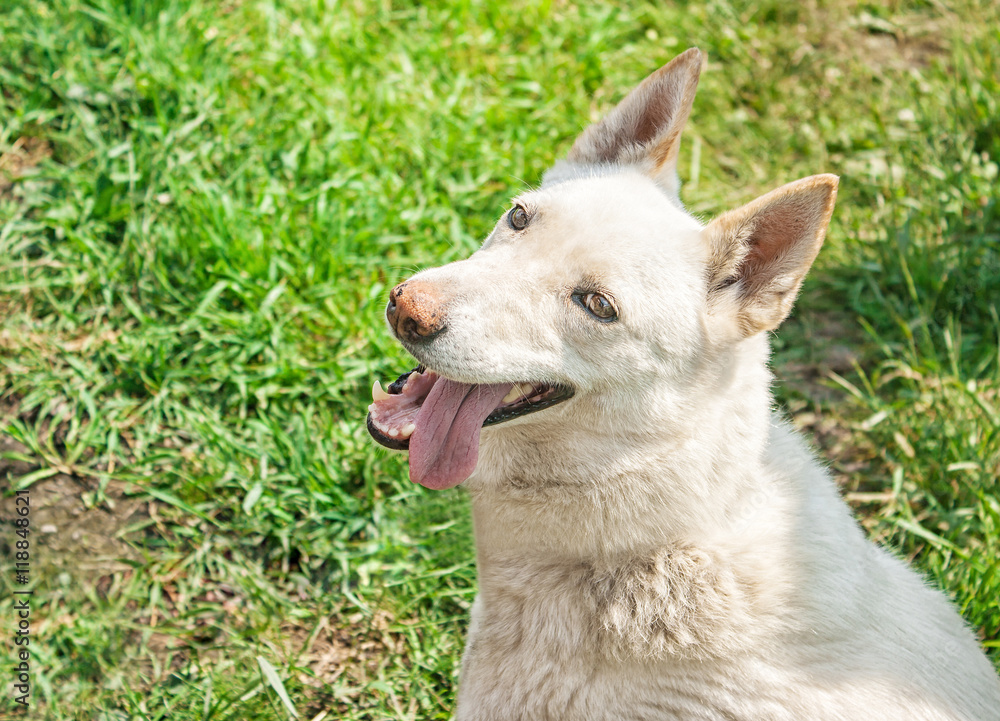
[408,379,511,490]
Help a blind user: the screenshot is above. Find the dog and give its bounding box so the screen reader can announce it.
[366,48,1000,720]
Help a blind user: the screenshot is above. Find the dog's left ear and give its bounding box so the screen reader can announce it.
[703,174,839,337]
[543,48,702,203]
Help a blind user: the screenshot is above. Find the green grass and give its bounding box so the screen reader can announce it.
[1,0,998,718]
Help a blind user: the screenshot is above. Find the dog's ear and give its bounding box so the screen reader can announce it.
[702,175,839,337]
[543,48,702,203]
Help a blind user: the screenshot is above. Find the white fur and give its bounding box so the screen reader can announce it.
[385,50,1000,720]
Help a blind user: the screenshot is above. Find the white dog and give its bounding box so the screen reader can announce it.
[367,48,1000,720]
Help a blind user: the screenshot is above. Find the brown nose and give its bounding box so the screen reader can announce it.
[386,281,447,342]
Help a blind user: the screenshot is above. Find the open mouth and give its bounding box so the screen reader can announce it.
[366,366,574,489]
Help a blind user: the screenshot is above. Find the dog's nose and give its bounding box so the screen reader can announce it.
[387,281,447,342]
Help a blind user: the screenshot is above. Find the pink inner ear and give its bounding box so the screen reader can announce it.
[705,174,838,336]
[704,175,837,337]
[586,88,684,164]
[739,201,815,288]
[630,92,681,150]
[566,49,701,169]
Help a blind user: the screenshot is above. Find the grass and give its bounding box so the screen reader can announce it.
[1,0,998,718]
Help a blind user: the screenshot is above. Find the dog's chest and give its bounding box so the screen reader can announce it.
[454,591,754,721]
[453,556,766,721]
[455,587,623,720]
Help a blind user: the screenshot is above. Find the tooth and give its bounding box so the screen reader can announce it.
[373,380,390,402]
[388,428,399,437]
[400,423,416,438]
[520,383,535,397]
[502,385,521,403]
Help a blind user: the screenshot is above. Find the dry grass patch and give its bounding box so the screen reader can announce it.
[0,135,51,196]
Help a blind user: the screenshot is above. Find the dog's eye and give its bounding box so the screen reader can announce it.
[576,292,618,322]
[508,205,530,231]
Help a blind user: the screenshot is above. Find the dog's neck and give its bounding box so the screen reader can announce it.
[468,334,776,564]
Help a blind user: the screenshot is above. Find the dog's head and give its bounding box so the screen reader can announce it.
[367,49,837,493]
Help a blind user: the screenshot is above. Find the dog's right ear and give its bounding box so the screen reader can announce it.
[542,48,702,204]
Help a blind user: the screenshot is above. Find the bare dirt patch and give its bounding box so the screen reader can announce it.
[1,390,148,576]
[780,311,861,403]
[280,608,412,715]
[800,0,954,72]
[0,432,147,573]
[0,136,52,197]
